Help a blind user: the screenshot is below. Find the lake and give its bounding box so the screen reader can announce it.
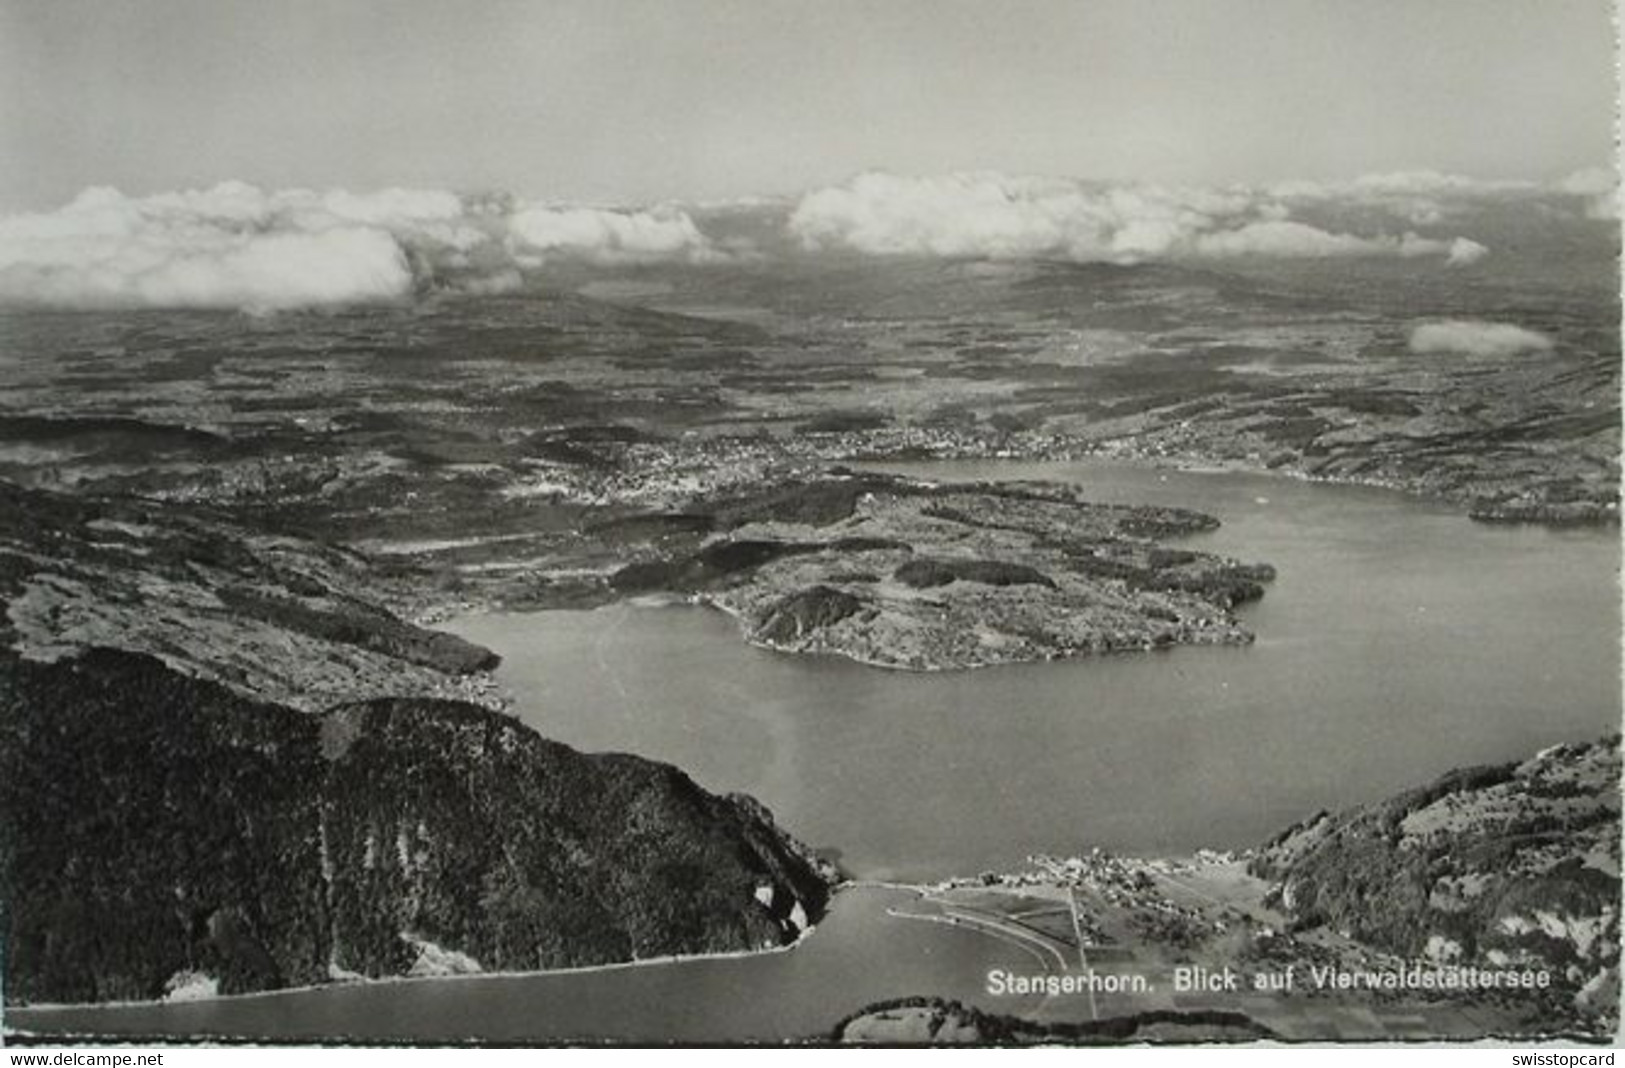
[449,458,1620,880]
[8,887,1052,1044]
[13,459,1618,1042]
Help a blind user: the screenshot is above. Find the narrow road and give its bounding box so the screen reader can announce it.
[1066,886,1099,1021]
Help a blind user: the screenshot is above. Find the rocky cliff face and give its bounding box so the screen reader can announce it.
[1250,736,1621,1022]
[0,648,832,1005]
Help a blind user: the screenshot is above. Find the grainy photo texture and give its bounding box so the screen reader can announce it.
[0,0,1619,1048]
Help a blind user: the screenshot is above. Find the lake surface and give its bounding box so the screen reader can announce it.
[8,887,1049,1044]
[14,459,1619,1043]
[451,458,1620,880]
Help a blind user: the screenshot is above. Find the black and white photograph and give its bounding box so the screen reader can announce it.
[0,0,1619,1050]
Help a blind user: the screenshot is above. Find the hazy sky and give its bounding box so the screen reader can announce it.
[0,0,1615,209]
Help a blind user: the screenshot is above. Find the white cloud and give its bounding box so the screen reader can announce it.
[1408,320,1554,358]
[1269,170,1537,201]
[1556,167,1616,197]
[1445,237,1490,266]
[788,172,1488,267]
[1348,171,1537,197]
[1556,166,1619,220]
[0,183,724,311]
[1267,170,1558,228]
[1274,166,1623,222]
[508,205,716,264]
[0,187,413,312]
[788,172,1233,260]
[3,169,1569,311]
[1192,221,1464,260]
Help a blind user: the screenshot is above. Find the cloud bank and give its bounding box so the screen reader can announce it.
[1271,166,1618,224]
[0,183,720,311]
[1408,320,1555,358]
[786,172,1492,266]
[0,166,1607,311]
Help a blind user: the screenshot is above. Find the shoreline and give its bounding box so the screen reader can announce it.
[4,886,883,1017]
[0,865,1242,1019]
[3,877,1078,1019]
[435,452,1616,630]
[853,444,1619,526]
[10,471,1612,1030]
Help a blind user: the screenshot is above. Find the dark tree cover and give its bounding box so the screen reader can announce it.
[893,558,1056,590]
[0,648,834,1006]
[756,586,866,644]
[1248,737,1620,988]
